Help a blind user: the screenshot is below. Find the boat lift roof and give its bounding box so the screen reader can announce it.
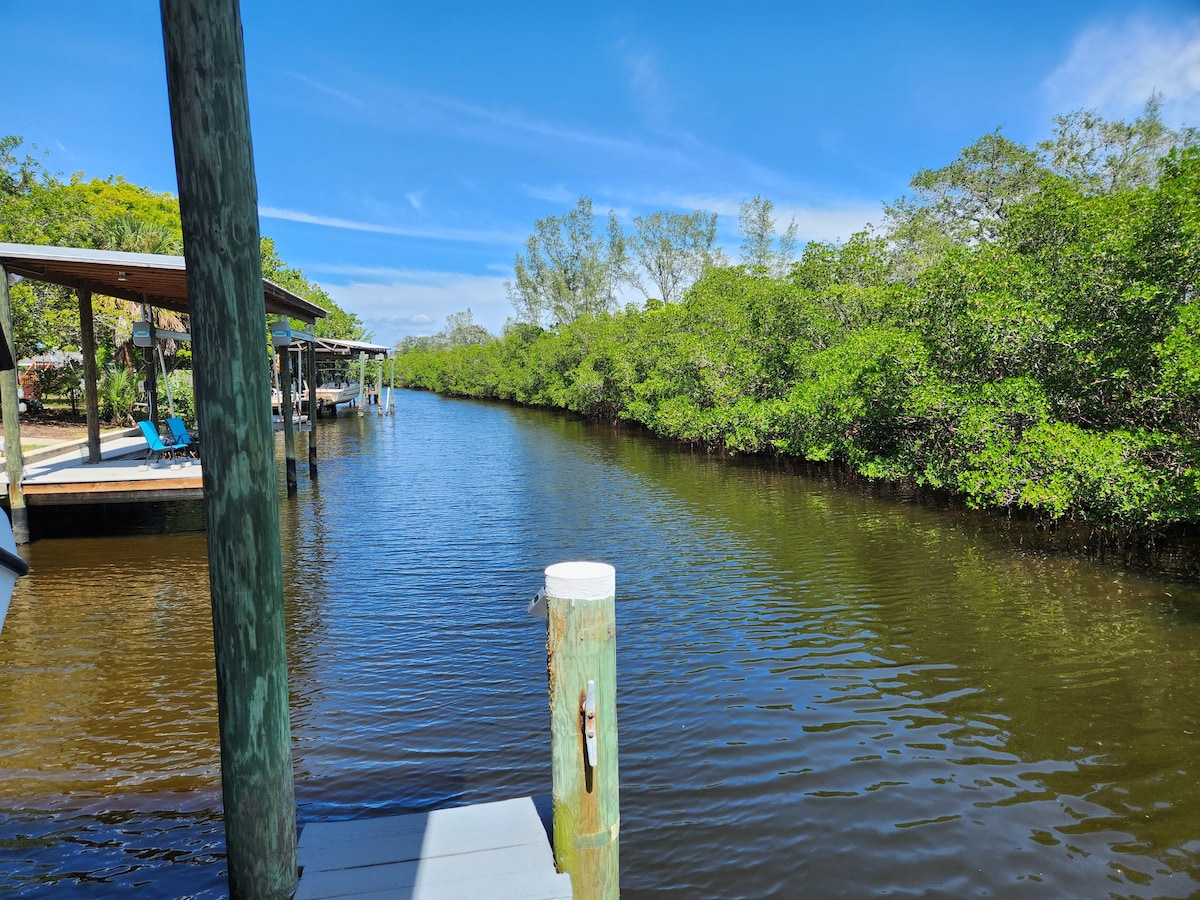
[0,242,328,322]
[290,336,392,358]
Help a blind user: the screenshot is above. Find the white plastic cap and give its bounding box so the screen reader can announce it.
[544,561,615,600]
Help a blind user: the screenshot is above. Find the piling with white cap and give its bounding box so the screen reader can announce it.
[543,561,619,899]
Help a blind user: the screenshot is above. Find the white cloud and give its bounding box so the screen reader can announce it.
[773,202,881,243]
[405,191,425,211]
[622,45,671,128]
[653,193,880,244]
[1041,15,1200,126]
[522,183,576,204]
[283,71,365,108]
[259,206,522,244]
[316,268,513,347]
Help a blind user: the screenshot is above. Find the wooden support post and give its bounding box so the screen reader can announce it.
[279,345,296,496]
[0,264,27,544]
[160,2,298,898]
[375,357,383,417]
[388,353,395,415]
[307,337,317,476]
[357,350,366,416]
[77,289,101,463]
[545,561,620,900]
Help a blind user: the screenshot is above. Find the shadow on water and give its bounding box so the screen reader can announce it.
[27,499,207,541]
[4,390,1200,897]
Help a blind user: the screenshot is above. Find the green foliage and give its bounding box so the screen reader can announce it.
[25,361,84,411]
[399,107,1200,530]
[99,366,138,424]
[259,237,365,340]
[159,371,195,422]
[9,110,1200,530]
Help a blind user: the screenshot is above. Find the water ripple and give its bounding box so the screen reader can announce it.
[3,393,1200,896]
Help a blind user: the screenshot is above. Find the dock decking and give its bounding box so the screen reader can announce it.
[295,797,572,900]
[1,429,203,505]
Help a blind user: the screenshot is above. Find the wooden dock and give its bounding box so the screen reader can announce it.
[295,797,572,900]
[0,428,202,506]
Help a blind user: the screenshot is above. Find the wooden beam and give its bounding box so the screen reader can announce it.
[160,2,298,897]
[24,479,203,504]
[357,350,366,416]
[78,289,102,463]
[3,262,191,312]
[307,336,318,476]
[279,344,296,496]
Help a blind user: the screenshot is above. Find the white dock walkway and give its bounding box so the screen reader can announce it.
[295,797,572,900]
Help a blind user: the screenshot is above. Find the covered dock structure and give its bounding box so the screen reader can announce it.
[0,242,327,541]
[278,334,394,417]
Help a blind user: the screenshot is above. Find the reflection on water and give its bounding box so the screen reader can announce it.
[3,390,1200,897]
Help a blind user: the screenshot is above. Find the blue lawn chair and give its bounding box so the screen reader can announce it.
[166,417,199,457]
[137,419,175,464]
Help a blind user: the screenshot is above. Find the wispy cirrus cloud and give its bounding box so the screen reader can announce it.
[1041,15,1200,125]
[617,39,673,129]
[259,206,522,244]
[283,70,365,108]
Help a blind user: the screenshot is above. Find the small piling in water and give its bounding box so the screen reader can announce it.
[278,342,297,496]
[307,338,318,477]
[544,561,620,899]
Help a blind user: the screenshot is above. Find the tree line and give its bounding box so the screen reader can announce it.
[396,97,1200,528]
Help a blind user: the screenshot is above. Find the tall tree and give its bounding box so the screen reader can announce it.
[506,197,625,327]
[738,195,797,277]
[441,308,494,346]
[623,210,718,304]
[1038,93,1198,195]
[882,129,1044,281]
[887,129,1044,246]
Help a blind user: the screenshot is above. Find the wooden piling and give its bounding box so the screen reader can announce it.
[77,289,101,464]
[307,338,318,476]
[375,357,383,417]
[0,264,27,544]
[279,344,297,496]
[545,561,620,900]
[356,350,366,416]
[160,2,298,897]
[388,353,395,414]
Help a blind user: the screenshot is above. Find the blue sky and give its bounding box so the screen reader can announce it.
[5,1,1200,346]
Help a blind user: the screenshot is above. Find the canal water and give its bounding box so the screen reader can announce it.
[3,390,1200,897]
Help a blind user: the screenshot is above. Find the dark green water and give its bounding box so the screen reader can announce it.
[2,390,1200,897]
